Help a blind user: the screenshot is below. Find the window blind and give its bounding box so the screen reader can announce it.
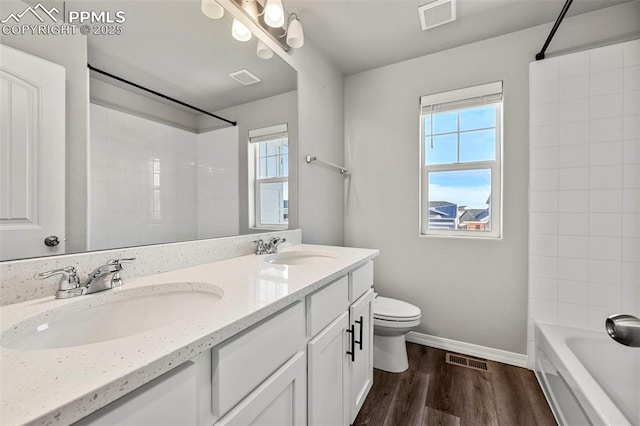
[420,81,503,114]
[249,123,288,143]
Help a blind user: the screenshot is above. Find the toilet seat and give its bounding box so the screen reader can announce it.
[373,296,421,322]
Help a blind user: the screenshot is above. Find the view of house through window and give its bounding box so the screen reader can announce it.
[249,124,289,228]
[420,82,502,237]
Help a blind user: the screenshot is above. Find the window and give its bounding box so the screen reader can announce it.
[419,82,502,238]
[249,124,288,229]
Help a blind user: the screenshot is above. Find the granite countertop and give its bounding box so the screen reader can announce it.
[0,244,378,426]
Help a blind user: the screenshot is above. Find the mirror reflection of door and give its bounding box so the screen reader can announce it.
[0,44,66,260]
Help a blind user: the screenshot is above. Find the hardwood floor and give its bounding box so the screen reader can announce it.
[354,343,557,426]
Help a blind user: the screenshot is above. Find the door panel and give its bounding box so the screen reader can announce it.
[0,43,65,260]
[349,289,375,424]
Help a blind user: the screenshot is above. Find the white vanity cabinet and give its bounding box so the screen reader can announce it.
[307,261,375,426]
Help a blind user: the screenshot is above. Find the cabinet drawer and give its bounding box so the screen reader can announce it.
[306,276,349,337]
[350,261,373,302]
[212,301,305,418]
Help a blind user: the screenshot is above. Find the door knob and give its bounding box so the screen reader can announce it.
[44,236,60,247]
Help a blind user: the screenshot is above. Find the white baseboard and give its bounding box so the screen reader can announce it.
[406,331,528,368]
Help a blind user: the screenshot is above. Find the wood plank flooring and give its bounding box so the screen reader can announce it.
[354,343,557,426]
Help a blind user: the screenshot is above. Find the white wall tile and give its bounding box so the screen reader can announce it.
[531,234,558,257]
[559,121,589,145]
[624,114,640,140]
[590,69,623,96]
[559,212,588,235]
[531,58,559,83]
[590,93,624,119]
[559,257,589,281]
[590,117,624,142]
[624,90,640,116]
[531,169,559,191]
[590,43,624,73]
[589,259,622,285]
[530,213,558,235]
[559,235,589,259]
[531,103,559,126]
[624,65,640,91]
[531,191,559,212]
[624,39,640,67]
[589,236,622,261]
[589,142,622,166]
[559,145,589,168]
[622,285,640,313]
[558,75,589,101]
[559,280,589,304]
[623,140,640,164]
[530,298,558,323]
[529,277,558,301]
[531,146,559,169]
[623,189,640,213]
[588,306,615,330]
[623,238,640,263]
[623,213,640,238]
[559,50,590,78]
[559,98,590,123]
[622,262,639,286]
[530,256,558,279]
[558,190,588,213]
[589,213,622,237]
[532,80,559,105]
[558,303,589,328]
[530,124,559,147]
[559,167,589,190]
[589,189,622,213]
[589,282,622,309]
[589,165,623,189]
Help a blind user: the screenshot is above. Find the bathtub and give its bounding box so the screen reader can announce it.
[535,323,639,426]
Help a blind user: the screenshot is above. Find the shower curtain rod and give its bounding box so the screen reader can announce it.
[535,0,573,61]
[87,64,237,127]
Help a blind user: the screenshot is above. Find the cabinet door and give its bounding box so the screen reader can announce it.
[349,289,375,424]
[216,352,307,426]
[308,311,349,426]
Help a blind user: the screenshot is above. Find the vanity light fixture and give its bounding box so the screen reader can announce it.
[285,13,304,48]
[201,0,224,19]
[232,18,252,41]
[263,0,284,28]
[256,39,274,59]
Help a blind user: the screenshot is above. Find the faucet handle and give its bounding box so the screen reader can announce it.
[107,258,136,268]
[34,266,81,290]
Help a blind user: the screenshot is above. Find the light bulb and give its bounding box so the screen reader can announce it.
[232,18,252,42]
[264,0,284,28]
[201,0,224,19]
[257,39,273,59]
[286,14,304,48]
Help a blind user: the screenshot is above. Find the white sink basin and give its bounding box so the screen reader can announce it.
[1,282,223,350]
[264,251,337,265]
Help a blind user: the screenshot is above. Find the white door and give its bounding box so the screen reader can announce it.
[216,352,307,426]
[308,311,349,426]
[0,43,65,260]
[349,289,375,424]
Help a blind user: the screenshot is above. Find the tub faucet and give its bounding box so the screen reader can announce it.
[35,258,136,299]
[606,314,640,347]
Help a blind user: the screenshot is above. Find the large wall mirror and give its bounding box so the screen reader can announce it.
[0,0,297,261]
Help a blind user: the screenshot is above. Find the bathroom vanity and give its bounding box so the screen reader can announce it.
[0,244,378,425]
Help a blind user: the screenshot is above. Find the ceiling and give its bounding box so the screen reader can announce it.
[290,0,634,75]
[75,0,297,114]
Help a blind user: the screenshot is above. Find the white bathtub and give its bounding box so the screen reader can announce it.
[535,323,640,426]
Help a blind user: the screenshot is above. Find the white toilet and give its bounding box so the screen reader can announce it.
[373,296,421,373]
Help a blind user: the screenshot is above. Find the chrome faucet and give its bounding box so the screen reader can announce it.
[35,258,136,299]
[606,314,640,347]
[252,237,287,255]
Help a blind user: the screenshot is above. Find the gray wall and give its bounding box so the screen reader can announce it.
[344,2,640,354]
[0,18,89,254]
[201,90,298,235]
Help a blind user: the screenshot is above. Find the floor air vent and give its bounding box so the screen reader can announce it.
[445,353,489,371]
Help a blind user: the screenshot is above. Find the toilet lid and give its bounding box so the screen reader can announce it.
[374,296,421,321]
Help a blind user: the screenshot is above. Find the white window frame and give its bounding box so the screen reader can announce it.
[419,82,503,239]
[248,124,289,230]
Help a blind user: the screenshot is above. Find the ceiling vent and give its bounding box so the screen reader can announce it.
[229,69,262,86]
[418,0,457,31]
